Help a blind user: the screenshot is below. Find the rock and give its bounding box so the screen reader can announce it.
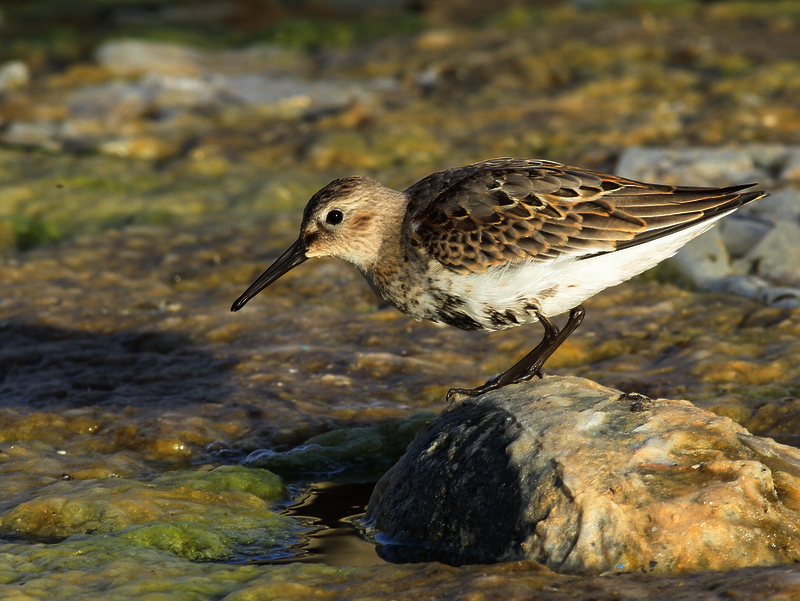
[615,146,766,186]
[668,228,732,285]
[615,146,800,293]
[782,148,800,185]
[2,120,63,151]
[216,74,380,118]
[95,39,309,78]
[718,214,773,259]
[363,376,800,574]
[95,39,205,76]
[3,72,387,158]
[242,412,436,479]
[0,465,292,561]
[616,145,800,187]
[737,189,800,222]
[67,80,157,121]
[733,221,800,285]
[0,60,30,91]
[708,276,800,309]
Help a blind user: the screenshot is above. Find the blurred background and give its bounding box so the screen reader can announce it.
[0,0,798,252]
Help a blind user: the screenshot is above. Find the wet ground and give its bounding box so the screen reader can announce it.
[2,0,800,598]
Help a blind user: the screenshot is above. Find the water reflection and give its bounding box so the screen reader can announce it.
[256,481,384,566]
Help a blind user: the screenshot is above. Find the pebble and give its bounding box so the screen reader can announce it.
[95,38,206,76]
[0,60,29,91]
[1,39,392,157]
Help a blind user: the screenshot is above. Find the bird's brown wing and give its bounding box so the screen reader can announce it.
[404,158,765,274]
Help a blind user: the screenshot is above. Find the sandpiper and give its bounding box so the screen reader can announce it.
[232,158,766,398]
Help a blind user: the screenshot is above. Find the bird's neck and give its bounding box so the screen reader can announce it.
[357,188,415,290]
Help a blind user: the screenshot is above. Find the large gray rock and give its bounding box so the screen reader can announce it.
[615,146,800,298]
[733,221,800,284]
[615,145,800,187]
[363,377,800,574]
[615,146,768,187]
[667,228,732,284]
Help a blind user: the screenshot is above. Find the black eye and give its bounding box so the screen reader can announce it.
[326,209,344,225]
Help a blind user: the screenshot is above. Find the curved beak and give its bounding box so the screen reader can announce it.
[231,238,308,311]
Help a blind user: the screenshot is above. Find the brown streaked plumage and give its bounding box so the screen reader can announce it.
[232,158,767,399]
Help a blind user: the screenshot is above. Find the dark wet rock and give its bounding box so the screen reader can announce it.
[364,376,800,574]
[709,275,800,309]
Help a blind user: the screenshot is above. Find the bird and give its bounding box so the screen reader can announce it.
[231,158,767,400]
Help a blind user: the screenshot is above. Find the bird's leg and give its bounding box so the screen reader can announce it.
[446,305,586,402]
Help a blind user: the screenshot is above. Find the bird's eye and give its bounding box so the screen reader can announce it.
[326,209,344,225]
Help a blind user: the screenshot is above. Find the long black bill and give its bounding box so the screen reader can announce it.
[231,238,308,311]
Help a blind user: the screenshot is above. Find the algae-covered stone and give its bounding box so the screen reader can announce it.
[364,376,800,574]
[243,412,436,477]
[0,466,298,561]
[118,521,234,561]
[151,464,287,500]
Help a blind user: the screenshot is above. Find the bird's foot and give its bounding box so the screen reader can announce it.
[444,305,585,403]
[445,369,544,403]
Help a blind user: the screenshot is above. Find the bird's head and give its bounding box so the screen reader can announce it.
[231,176,404,311]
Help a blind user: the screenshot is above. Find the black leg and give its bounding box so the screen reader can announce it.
[446,305,586,402]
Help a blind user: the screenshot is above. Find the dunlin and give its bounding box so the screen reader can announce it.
[232,158,766,398]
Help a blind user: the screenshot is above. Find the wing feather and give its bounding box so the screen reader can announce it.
[404,159,766,274]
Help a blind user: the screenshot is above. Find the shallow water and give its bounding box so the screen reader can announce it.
[278,481,383,566]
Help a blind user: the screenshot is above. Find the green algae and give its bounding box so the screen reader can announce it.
[150,465,287,500]
[0,536,266,600]
[6,214,61,251]
[263,16,426,50]
[243,412,436,477]
[119,521,242,561]
[0,466,300,561]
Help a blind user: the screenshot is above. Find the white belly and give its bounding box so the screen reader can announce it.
[425,217,724,331]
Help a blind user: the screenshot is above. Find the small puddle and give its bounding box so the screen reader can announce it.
[258,481,384,566]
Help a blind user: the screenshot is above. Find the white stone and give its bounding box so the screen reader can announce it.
[95,39,205,76]
[0,60,29,91]
[1,121,61,151]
